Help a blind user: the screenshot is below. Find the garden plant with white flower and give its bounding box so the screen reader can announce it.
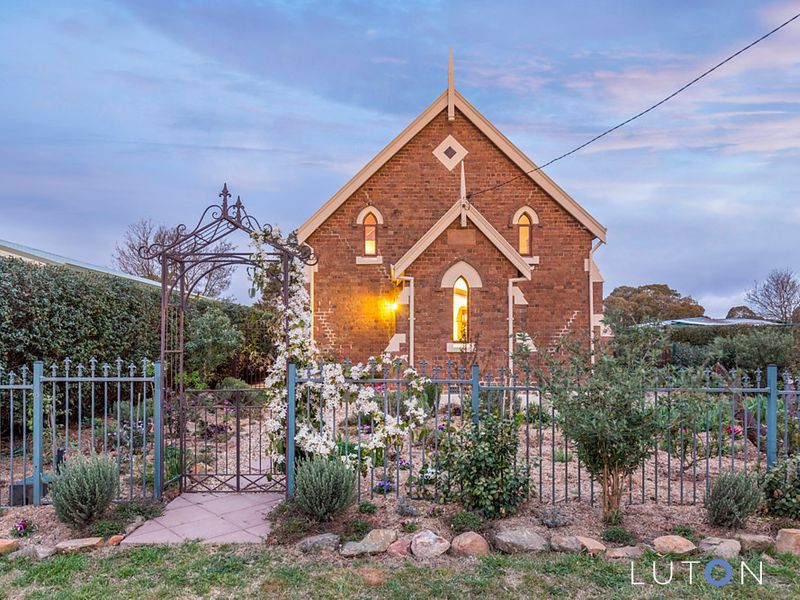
[250,229,431,482]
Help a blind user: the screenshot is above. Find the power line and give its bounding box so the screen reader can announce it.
[470,11,800,199]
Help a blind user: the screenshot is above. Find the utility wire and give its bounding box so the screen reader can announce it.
[470,12,800,199]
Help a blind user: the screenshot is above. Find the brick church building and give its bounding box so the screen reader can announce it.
[297,54,607,370]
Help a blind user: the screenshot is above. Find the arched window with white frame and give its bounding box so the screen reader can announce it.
[441,261,482,351]
[512,206,539,258]
[355,206,384,264]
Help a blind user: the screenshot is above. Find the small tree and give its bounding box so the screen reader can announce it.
[539,312,662,522]
[184,307,243,384]
[745,268,800,323]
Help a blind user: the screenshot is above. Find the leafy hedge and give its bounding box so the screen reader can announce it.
[667,326,797,371]
[0,257,274,378]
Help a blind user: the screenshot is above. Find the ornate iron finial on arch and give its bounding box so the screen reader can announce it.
[219,182,231,210]
[137,183,317,272]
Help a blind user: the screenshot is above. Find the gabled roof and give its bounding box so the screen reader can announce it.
[297,89,606,244]
[392,200,532,280]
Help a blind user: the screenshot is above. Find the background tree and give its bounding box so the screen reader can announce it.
[745,268,800,323]
[604,284,704,325]
[112,218,235,298]
[184,307,243,385]
[726,305,760,319]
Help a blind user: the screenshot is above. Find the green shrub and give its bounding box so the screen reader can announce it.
[401,521,418,534]
[761,456,800,519]
[709,328,795,372]
[51,455,118,526]
[705,470,761,528]
[670,342,713,368]
[115,498,164,521]
[553,447,572,463]
[0,256,271,381]
[89,518,125,538]
[448,511,483,534]
[268,500,312,544]
[671,524,697,541]
[358,501,377,515]
[343,519,371,541]
[294,457,356,522]
[440,412,528,518]
[602,525,636,545]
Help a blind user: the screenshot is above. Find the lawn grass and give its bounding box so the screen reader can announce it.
[0,543,798,599]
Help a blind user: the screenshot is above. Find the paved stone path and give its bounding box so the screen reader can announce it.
[122,492,282,545]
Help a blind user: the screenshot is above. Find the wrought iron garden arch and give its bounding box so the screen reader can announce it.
[139,184,316,493]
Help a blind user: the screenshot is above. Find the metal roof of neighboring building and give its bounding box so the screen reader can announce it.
[661,316,785,327]
[0,238,161,288]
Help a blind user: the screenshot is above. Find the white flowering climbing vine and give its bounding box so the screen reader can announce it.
[250,228,430,472]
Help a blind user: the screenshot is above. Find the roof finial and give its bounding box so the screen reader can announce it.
[448,48,455,122]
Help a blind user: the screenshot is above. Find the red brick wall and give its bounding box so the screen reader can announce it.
[306,106,597,369]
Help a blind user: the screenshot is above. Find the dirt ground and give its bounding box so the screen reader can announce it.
[0,504,81,549]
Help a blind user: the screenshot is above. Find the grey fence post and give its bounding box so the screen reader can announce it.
[32,361,43,505]
[767,363,778,468]
[471,364,480,424]
[153,361,163,499]
[286,362,297,498]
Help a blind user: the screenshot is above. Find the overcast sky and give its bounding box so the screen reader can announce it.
[1,0,799,316]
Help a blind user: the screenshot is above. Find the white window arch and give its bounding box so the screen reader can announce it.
[512,206,540,261]
[440,260,483,289]
[442,261,480,352]
[356,206,384,225]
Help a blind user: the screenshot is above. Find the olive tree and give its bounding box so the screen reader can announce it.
[538,313,663,523]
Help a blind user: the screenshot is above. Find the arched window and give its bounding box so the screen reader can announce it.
[512,206,539,257]
[518,213,532,256]
[363,213,377,256]
[453,276,469,342]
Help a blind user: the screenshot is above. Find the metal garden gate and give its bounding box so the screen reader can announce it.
[138,185,315,495]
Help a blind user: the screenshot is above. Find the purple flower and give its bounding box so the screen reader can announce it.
[372,480,394,494]
[437,424,446,431]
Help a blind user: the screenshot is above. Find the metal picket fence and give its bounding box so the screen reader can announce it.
[287,361,794,507]
[0,359,162,507]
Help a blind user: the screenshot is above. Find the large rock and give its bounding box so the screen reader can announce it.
[734,533,773,553]
[653,535,696,556]
[550,535,582,553]
[386,538,412,558]
[698,537,740,560]
[16,545,56,561]
[607,546,643,560]
[340,529,397,557]
[296,533,341,553]
[775,529,800,555]
[493,528,549,554]
[575,536,606,556]
[55,537,104,553]
[0,539,19,555]
[450,532,490,557]
[538,506,570,528]
[411,530,450,558]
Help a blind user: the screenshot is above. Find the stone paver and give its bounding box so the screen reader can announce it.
[122,492,282,545]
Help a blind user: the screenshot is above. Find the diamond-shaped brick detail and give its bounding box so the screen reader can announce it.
[432,135,468,171]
